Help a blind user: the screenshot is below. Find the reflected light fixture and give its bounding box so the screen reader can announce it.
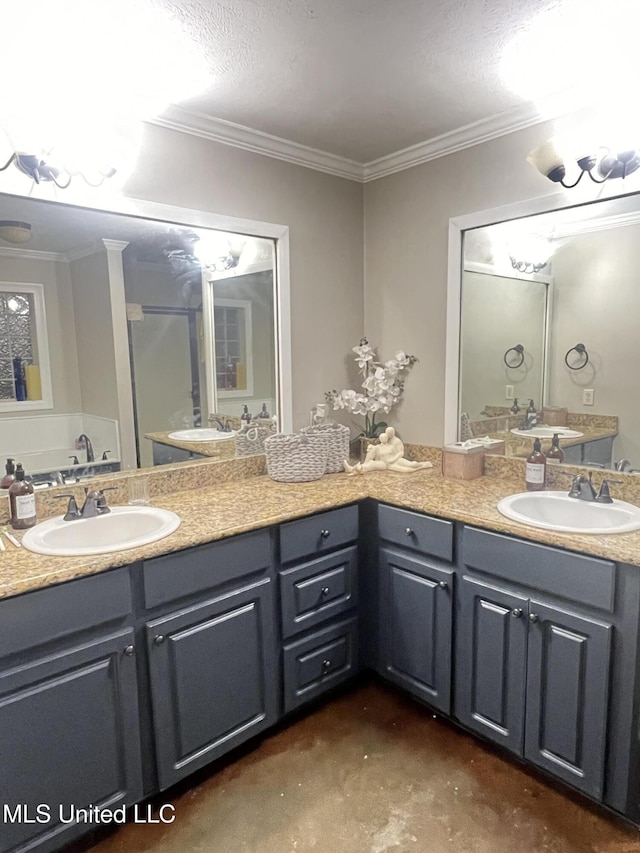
[0,220,32,244]
[527,138,640,188]
[509,256,547,274]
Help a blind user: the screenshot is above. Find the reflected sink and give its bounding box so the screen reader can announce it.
[22,506,181,556]
[168,428,237,442]
[510,426,584,439]
[497,491,640,534]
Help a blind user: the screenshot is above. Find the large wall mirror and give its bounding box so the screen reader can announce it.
[448,190,640,472]
[0,192,291,487]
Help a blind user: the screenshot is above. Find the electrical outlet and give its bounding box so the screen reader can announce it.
[583,388,595,406]
[505,385,514,400]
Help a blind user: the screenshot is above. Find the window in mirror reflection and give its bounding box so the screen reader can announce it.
[214,300,253,396]
[0,283,52,411]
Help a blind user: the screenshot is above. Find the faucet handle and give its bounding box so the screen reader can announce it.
[54,493,81,520]
[595,479,623,504]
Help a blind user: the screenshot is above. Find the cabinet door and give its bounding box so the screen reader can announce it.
[456,576,528,754]
[525,600,611,799]
[147,578,277,790]
[380,548,453,713]
[0,630,142,853]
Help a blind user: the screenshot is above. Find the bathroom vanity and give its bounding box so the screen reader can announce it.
[3,470,640,852]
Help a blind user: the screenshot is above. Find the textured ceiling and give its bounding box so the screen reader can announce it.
[161,0,556,163]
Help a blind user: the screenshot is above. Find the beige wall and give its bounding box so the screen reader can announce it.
[70,251,119,420]
[363,119,578,445]
[549,225,640,465]
[123,124,365,430]
[0,255,82,416]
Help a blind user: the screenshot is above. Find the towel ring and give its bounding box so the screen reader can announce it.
[564,343,589,370]
[504,344,525,368]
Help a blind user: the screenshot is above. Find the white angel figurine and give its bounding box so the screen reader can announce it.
[343,426,432,475]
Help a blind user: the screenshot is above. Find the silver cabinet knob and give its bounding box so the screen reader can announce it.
[321,586,331,596]
[124,644,135,656]
[321,529,330,539]
[405,527,413,536]
[153,635,166,646]
[438,581,448,590]
[322,659,332,669]
[511,608,523,618]
[528,613,539,624]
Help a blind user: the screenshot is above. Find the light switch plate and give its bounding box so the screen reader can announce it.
[583,388,595,406]
[505,385,514,400]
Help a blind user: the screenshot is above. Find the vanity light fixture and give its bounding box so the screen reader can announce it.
[0,151,117,190]
[527,138,640,188]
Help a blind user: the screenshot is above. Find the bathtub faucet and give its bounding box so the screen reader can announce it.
[76,434,94,463]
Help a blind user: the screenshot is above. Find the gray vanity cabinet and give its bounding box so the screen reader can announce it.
[0,571,143,853]
[139,529,278,791]
[376,504,454,713]
[455,576,528,754]
[279,505,361,712]
[379,548,453,713]
[457,527,614,800]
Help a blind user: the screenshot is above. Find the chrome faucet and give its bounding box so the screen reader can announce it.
[207,415,232,432]
[615,459,631,472]
[76,434,94,463]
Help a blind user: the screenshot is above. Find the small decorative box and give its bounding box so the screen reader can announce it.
[442,442,485,480]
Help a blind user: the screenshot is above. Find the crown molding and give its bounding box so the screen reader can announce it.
[0,245,67,263]
[149,101,553,184]
[361,102,548,182]
[149,106,364,182]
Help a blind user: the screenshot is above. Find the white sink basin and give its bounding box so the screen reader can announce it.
[168,428,237,442]
[510,426,584,439]
[22,506,181,556]
[497,491,640,534]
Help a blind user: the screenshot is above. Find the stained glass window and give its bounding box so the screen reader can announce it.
[0,291,36,401]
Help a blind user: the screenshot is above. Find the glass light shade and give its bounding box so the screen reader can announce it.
[526,139,566,177]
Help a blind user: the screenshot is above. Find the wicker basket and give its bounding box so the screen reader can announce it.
[265,433,329,482]
[236,424,274,457]
[301,422,350,473]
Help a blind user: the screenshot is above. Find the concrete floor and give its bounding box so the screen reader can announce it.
[72,680,640,853]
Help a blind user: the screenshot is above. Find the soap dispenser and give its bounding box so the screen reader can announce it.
[525,438,546,491]
[9,463,36,529]
[546,433,565,465]
[1,458,15,490]
[241,404,252,425]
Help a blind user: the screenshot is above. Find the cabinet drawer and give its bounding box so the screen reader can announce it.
[378,504,453,561]
[279,505,358,564]
[0,568,132,660]
[462,526,615,612]
[143,528,272,609]
[280,547,358,638]
[283,617,359,713]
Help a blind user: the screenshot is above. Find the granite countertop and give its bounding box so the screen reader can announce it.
[144,430,236,457]
[3,467,640,601]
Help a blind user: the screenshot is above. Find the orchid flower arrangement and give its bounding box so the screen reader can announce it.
[325,338,417,439]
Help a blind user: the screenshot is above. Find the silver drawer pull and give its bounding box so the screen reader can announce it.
[405,527,413,536]
[321,529,331,538]
[124,644,135,656]
[321,586,331,596]
[322,659,332,669]
[528,613,539,624]
[153,635,166,646]
[438,581,448,590]
[511,608,523,618]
